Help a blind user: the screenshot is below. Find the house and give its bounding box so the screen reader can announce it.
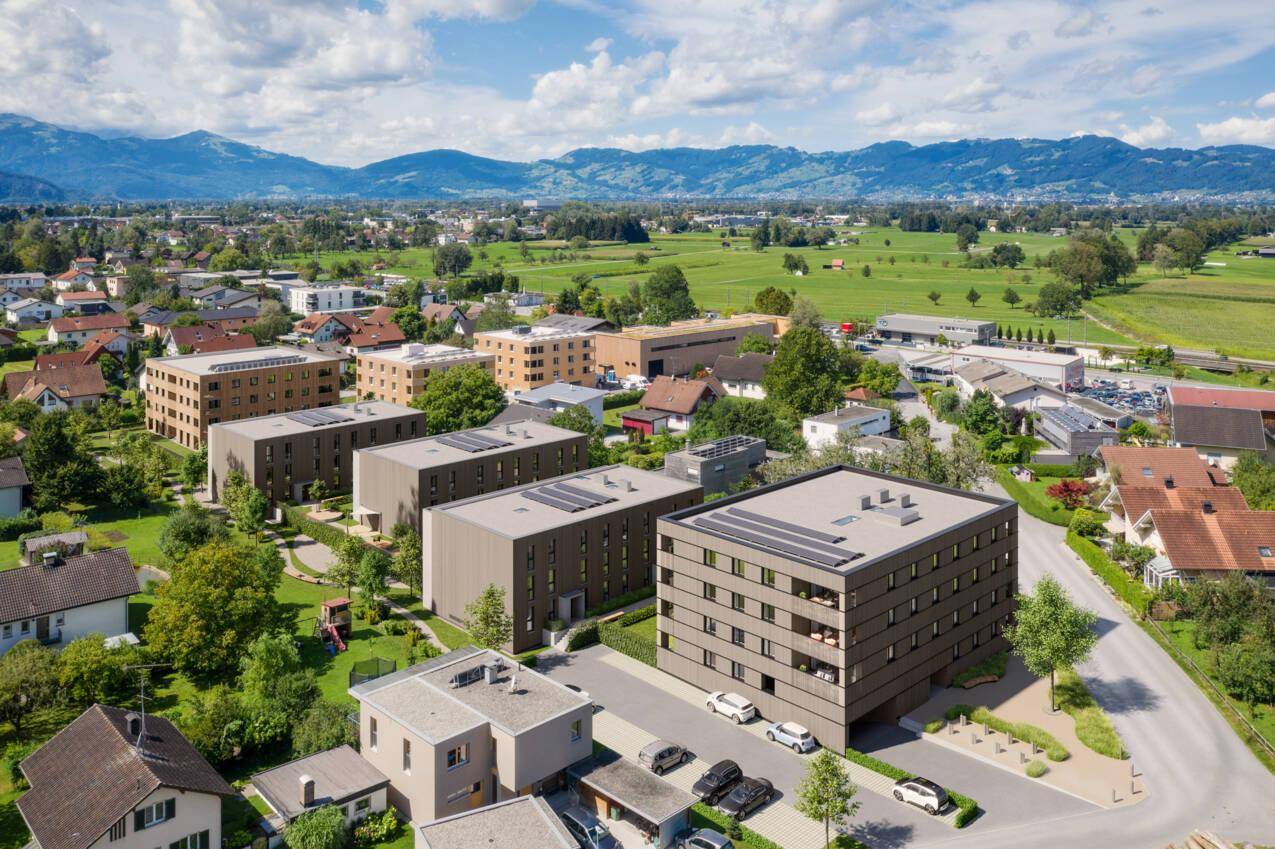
[142,307,257,337]
[417,796,574,849]
[711,352,771,399]
[83,329,133,359]
[186,334,257,356]
[509,381,607,424]
[0,547,139,653]
[287,285,366,314]
[70,256,97,271]
[0,271,48,290]
[1171,404,1271,469]
[0,288,24,308]
[55,290,113,314]
[636,375,724,432]
[619,407,672,436]
[663,434,767,495]
[6,297,63,324]
[954,359,1068,413]
[251,745,389,827]
[1036,404,1118,459]
[35,349,114,370]
[843,386,879,403]
[293,312,362,343]
[16,705,234,849]
[592,316,781,382]
[1135,508,1275,590]
[52,269,96,291]
[1065,394,1133,430]
[48,313,131,345]
[1097,445,1225,489]
[4,364,108,409]
[344,323,407,355]
[0,455,29,517]
[565,754,696,849]
[422,302,482,336]
[163,323,229,355]
[803,403,892,450]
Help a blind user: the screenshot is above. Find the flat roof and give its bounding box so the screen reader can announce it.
[149,345,340,376]
[475,325,594,342]
[357,420,581,469]
[516,382,608,404]
[350,647,590,740]
[434,464,700,537]
[876,313,995,330]
[208,400,419,440]
[663,465,1010,573]
[612,315,776,341]
[567,754,696,826]
[955,345,1082,367]
[251,745,388,821]
[417,796,574,849]
[359,343,490,367]
[804,404,888,426]
[671,434,766,461]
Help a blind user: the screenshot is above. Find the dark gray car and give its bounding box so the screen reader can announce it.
[691,759,742,804]
[639,740,690,775]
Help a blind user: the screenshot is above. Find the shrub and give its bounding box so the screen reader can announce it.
[993,466,1073,526]
[942,704,1069,761]
[282,504,374,557]
[352,808,398,846]
[617,604,656,627]
[0,511,42,542]
[1068,508,1106,538]
[1055,668,1127,759]
[598,621,655,666]
[1067,530,1153,616]
[566,620,599,651]
[1046,479,1091,510]
[843,748,979,828]
[1026,759,1048,778]
[544,617,567,632]
[584,585,655,617]
[603,389,645,409]
[381,619,411,636]
[923,719,946,734]
[3,740,40,788]
[691,803,783,849]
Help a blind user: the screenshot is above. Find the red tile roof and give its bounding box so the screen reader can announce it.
[57,290,108,301]
[189,334,257,354]
[1098,446,1220,488]
[166,323,227,348]
[1169,385,1275,412]
[365,305,396,325]
[346,323,406,349]
[4,364,107,402]
[1117,485,1248,523]
[49,314,130,333]
[639,375,724,415]
[1151,509,1275,574]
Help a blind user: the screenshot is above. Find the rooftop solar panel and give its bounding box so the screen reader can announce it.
[692,516,851,568]
[724,506,847,545]
[536,486,598,509]
[553,481,617,507]
[462,432,513,449]
[521,490,583,512]
[711,512,861,561]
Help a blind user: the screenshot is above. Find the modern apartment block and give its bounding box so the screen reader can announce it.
[145,346,343,448]
[356,343,495,407]
[207,400,425,503]
[424,465,702,652]
[662,435,768,496]
[655,465,1017,751]
[288,284,366,314]
[349,646,594,822]
[591,315,782,381]
[474,325,596,393]
[353,420,588,534]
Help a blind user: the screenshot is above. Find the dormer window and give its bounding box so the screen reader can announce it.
[1259,546,1273,558]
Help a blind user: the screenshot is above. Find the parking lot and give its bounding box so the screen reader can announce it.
[1073,377,1166,418]
[535,645,1091,848]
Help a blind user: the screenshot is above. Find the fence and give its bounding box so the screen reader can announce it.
[349,656,397,687]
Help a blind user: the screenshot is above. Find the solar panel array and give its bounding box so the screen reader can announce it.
[520,480,618,513]
[436,431,514,453]
[687,434,764,460]
[208,354,307,373]
[693,505,862,568]
[1043,404,1107,433]
[285,409,356,427]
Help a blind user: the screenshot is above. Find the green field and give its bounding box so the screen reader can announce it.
[0,500,180,570]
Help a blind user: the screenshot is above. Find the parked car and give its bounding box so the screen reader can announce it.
[621,374,651,390]
[1119,378,1135,390]
[706,691,756,723]
[678,828,734,849]
[718,777,775,819]
[892,776,949,815]
[765,721,817,753]
[691,759,743,804]
[639,740,690,775]
[559,805,617,849]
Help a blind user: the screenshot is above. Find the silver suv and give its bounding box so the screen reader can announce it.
[639,740,690,775]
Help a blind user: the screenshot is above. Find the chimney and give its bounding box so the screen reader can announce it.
[299,775,315,808]
[877,487,891,503]
[622,479,633,492]
[485,664,499,684]
[505,424,514,436]
[522,429,530,439]
[125,712,141,739]
[900,493,913,508]
[1202,501,1214,514]
[602,473,611,486]
[1164,474,1175,489]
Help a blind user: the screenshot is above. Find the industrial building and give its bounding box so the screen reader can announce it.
[1036,404,1118,459]
[952,345,1084,388]
[874,314,996,347]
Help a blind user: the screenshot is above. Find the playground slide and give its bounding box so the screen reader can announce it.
[325,623,347,653]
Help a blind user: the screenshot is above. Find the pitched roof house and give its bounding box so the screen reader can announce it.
[0,547,139,653]
[0,455,29,518]
[3,363,108,409]
[710,353,771,399]
[47,313,131,345]
[635,375,724,432]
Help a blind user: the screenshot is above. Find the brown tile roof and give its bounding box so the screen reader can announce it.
[49,314,130,333]
[4,364,107,402]
[294,312,362,335]
[1150,509,1275,574]
[844,387,879,402]
[346,323,405,349]
[0,455,29,489]
[422,303,463,323]
[639,375,723,416]
[35,351,95,370]
[1098,446,1220,488]
[1116,485,1248,523]
[365,305,396,326]
[1171,405,1268,451]
[58,291,108,301]
[711,353,771,384]
[166,323,227,348]
[0,547,138,623]
[190,334,257,354]
[19,704,234,849]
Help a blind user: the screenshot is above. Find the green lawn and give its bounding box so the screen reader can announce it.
[624,613,658,642]
[17,329,44,343]
[0,359,33,378]
[0,776,29,849]
[0,500,181,570]
[603,402,638,430]
[87,425,195,460]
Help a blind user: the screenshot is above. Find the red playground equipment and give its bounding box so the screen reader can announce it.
[317,597,352,654]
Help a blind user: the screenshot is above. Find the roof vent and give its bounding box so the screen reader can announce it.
[125,712,141,739]
[877,487,892,504]
[42,549,58,567]
[1164,475,1175,489]
[621,479,633,492]
[522,429,530,439]
[900,493,913,508]
[1202,501,1214,514]
[299,775,315,807]
[858,494,872,511]
[602,473,611,486]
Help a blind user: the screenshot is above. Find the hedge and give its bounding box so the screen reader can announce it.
[1066,530,1153,616]
[566,620,599,651]
[598,620,656,666]
[993,466,1073,526]
[942,704,1069,761]
[1024,463,1078,478]
[690,803,784,849]
[603,389,646,409]
[585,585,655,618]
[843,747,979,828]
[281,504,376,556]
[0,512,43,542]
[616,604,656,627]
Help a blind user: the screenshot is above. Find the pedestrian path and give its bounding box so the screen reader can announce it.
[598,651,960,826]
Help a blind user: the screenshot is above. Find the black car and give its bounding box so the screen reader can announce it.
[718,777,774,819]
[691,760,743,805]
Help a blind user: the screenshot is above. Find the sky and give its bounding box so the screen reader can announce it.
[3,0,1275,166]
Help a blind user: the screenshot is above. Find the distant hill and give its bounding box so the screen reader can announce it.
[0,113,1273,201]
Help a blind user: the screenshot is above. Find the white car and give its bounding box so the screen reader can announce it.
[892,777,949,815]
[1119,379,1135,390]
[706,691,756,724]
[621,374,651,390]
[765,721,817,753]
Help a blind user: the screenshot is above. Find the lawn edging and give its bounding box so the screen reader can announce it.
[994,466,1073,526]
[842,747,979,828]
[1064,530,1152,616]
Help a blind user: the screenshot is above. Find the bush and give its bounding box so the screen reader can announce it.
[381,619,411,635]
[1068,508,1106,538]
[603,389,645,409]
[566,620,599,651]
[1026,759,1048,778]
[843,747,979,828]
[691,804,784,849]
[1055,668,1127,759]
[3,740,39,788]
[1066,530,1153,616]
[585,585,655,617]
[1024,463,1076,478]
[544,617,567,632]
[352,808,398,846]
[942,704,1069,761]
[923,719,946,734]
[950,651,1007,688]
[282,504,374,557]
[598,621,655,666]
[0,510,42,542]
[617,604,656,627]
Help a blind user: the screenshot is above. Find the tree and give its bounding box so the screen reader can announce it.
[961,390,1000,435]
[686,397,802,452]
[175,686,248,765]
[788,296,822,330]
[1047,328,1056,345]
[633,251,649,266]
[433,243,473,278]
[393,306,425,342]
[1166,227,1205,272]
[965,287,982,308]
[329,536,367,596]
[753,286,793,315]
[641,265,696,324]
[955,223,979,252]
[103,462,148,508]
[1152,243,1177,277]
[210,247,249,271]
[1002,287,1021,309]
[293,699,358,756]
[464,583,513,650]
[991,242,1025,268]
[1046,478,1091,509]
[861,264,871,277]
[1232,452,1275,510]
[391,530,423,598]
[762,326,843,416]
[927,290,941,305]
[358,549,393,602]
[24,412,101,511]
[240,632,319,746]
[736,334,774,355]
[794,749,860,849]
[145,541,282,680]
[1004,575,1098,711]
[409,364,506,435]
[547,404,608,467]
[249,300,293,344]
[1217,637,1275,714]
[1035,281,1081,317]
[232,486,268,537]
[0,640,60,738]
[56,634,139,706]
[180,444,208,491]
[158,503,229,564]
[284,805,350,849]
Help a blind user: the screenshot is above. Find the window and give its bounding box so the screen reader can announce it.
[136,800,173,830]
[1,624,9,640]
[731,558,746,577]
[952,577,959,593]
[971,567,979,584]
[527,574,535,601]
[932,587,939,603]
[526,606,535,631]
[108,818,126,841]
[703,649,716,668]
[909,596,918,615]
[932,621,940,637]
[703,583,717,601]
[886,644,896,663]
[704,549,718,567]
[445,782,481,805]
[355,799,371,813]
[952,609,960,625]
[526,546,535,572]
[403,739,413,772]
[548,538,556,564]
[703,616,717,635]
[660,534,674,553]
[731,626,745,646]
[571,719,582,741]
[761,603,775,622]
[951,543,959,561]
[910,631,918,650]
[887,608,895,626]
[762,568,776,587]
[731,660,746,680]
[168,832,209,849]
[1260,547,1274,557]
[446,743,468,770]
[887,571,896,590]
[731,592,745,610]
[369,717,377,749]
[909,562,918,580]
[548,569,556,594]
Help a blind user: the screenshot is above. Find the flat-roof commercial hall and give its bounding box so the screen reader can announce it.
[655,466,1018,751]
[592,315,781,381]
[874,314,995,347]
[953,345,1084,389]
[352,420,589,533]
[424,466,702,653]
[207,401,424,503]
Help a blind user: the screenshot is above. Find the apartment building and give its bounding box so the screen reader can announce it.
[356,343,495,407]
[655,466,1017,751]
[424,466,702,652]
[352,420,588,534]
[207,400,424,503]
[145,346,342,449]
[592,315,781,381]
[474,325,596,393]
[288,285,366,314]
[349,647,594,822]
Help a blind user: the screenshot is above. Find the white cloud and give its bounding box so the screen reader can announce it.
[1197,116,1275,145]
[1055,8,1107,38]
[718,122,775,145]
[885,119,965,140]
[1120,116,1173,146]
[1257,91,1275,109]
[855,103,897,126]
[585,37,613,52]
[939,77,1002,112]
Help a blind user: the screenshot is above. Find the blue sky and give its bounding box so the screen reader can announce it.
[2,0,1275,165]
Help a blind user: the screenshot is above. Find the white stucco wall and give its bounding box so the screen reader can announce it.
[0,597,130,655]
[87,788,222,849]
[0,485,22,518]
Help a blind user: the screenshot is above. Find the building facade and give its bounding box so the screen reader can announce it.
[952,345,1084,388]
[145,346,342,449]
[474,326,596,393]
[207,400,425,503]
[802,405,892,451]
[655,466,1017,751]
[874,314,996,346]
[356,344,496,407]
[662,435,767,496]
[424,466,702,652]
[288,285,366,314]
[592,316,780,381]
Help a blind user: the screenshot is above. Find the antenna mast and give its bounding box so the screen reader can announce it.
[124,662,169,757]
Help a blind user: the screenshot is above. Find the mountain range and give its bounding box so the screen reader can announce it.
[2,113,1274,202]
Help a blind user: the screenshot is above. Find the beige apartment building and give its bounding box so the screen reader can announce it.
[592,314,784,381]
[474,325,596,393]
[424,465,702,653]
[352,420,589,533]
[356,343,495,406]
[349,646,594,823]
[655,465,1018,751]
[207,400,425,503]
[145,346,342,449]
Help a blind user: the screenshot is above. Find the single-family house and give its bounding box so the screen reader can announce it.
[0,288,24,308]
[4,363,108,409]
[635,374,724,432]
[0,455,29,517]
[1171,403,1272,470]
[82,329,133,359]
[142,307,257,337]
[417,796,573,849]
[6,298,62,325]
[52,269,96,291]
[0,547,139,654]
[55,290,114,314]
[710,352,771,399]
[422,302,483,336]
[163,323,228,355]
[344,323,406,355]
[510,382,607,424]
[294,312,363,343]
[70,256,97,271]
[251,745,389,827]
[802,403,892,450]
[48,313,131,345]
[0,272,47,290]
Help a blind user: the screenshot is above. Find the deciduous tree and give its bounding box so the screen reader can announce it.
[795,749,860,849]
[1004,575,1097,711]
[409,364,506,434]
[464,584,513,650]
